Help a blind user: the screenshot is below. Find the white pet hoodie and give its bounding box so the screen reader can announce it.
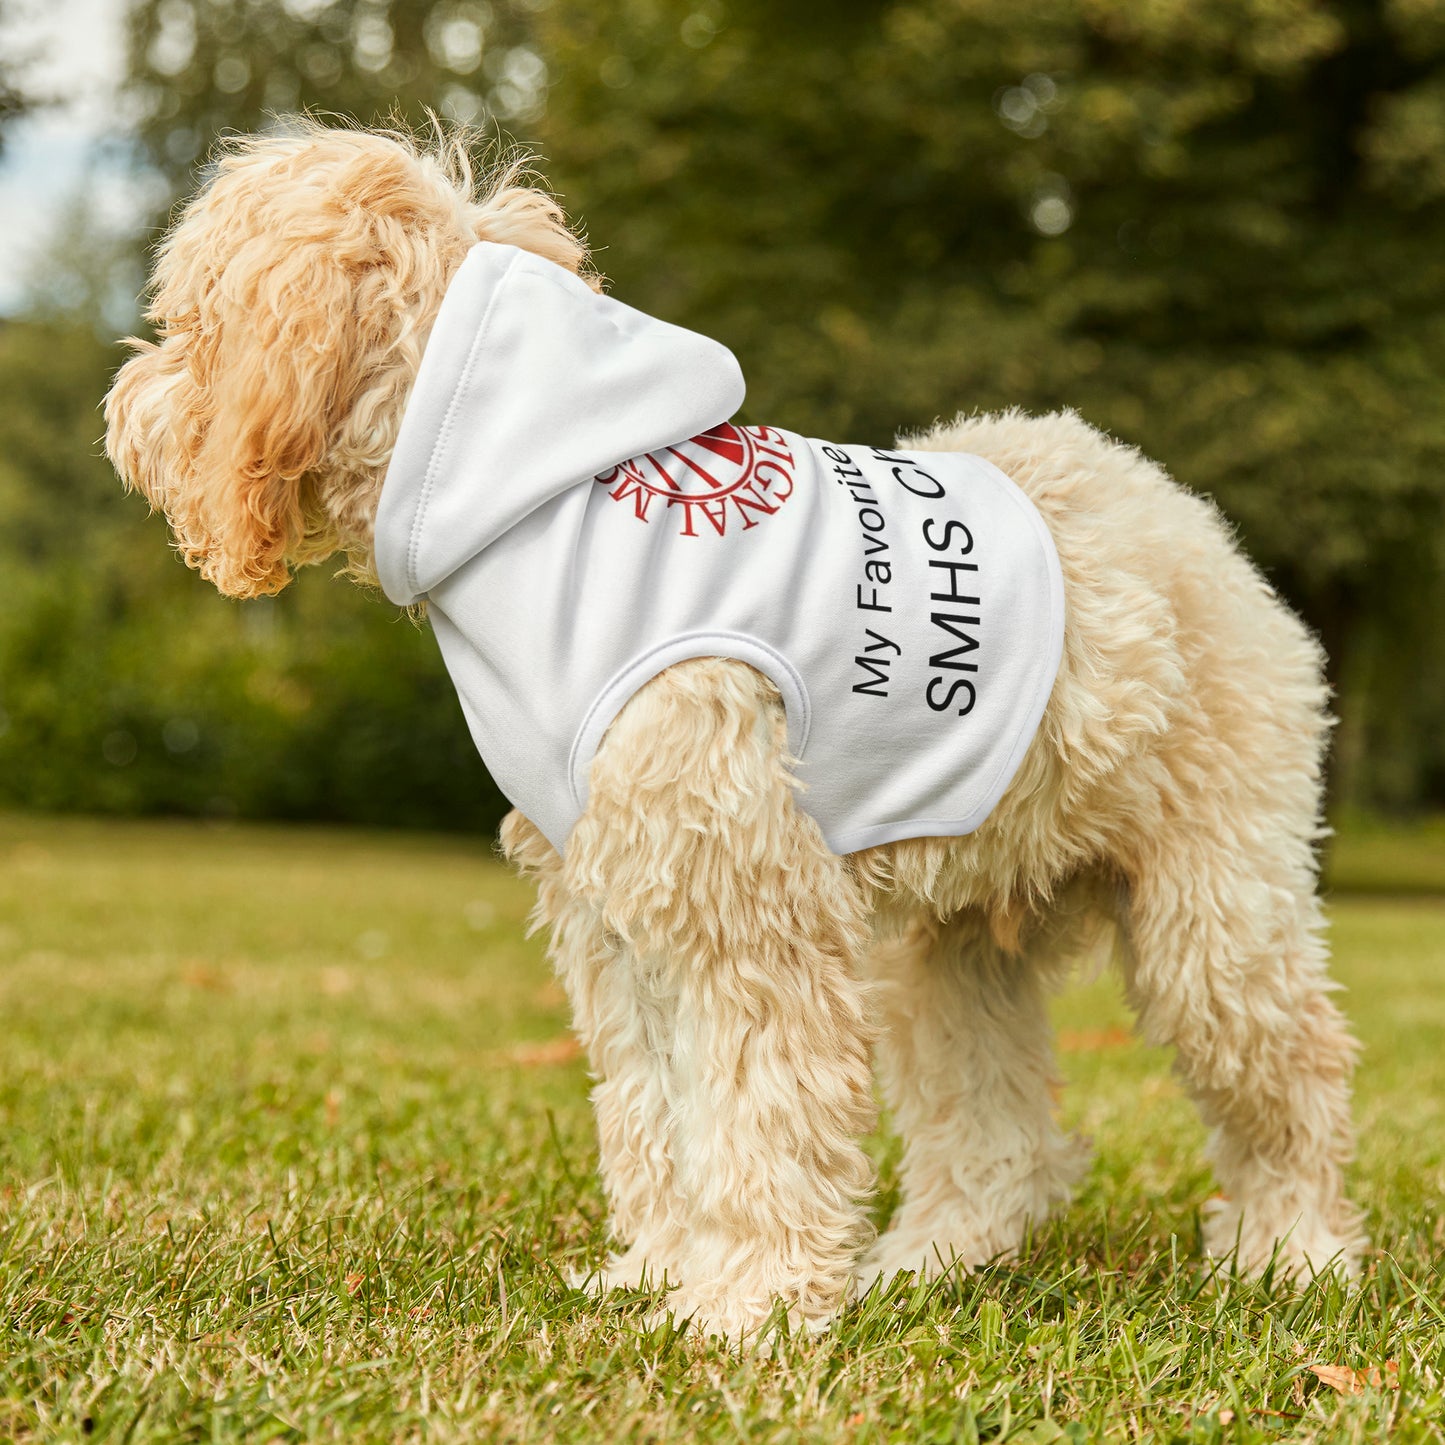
[374,243,1065,855]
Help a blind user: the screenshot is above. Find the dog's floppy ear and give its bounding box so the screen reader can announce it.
[107,137,421,599]
[177,240,357,598]
[106,230,377,600]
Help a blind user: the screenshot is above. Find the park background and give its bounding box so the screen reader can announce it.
[5,0,1445,831]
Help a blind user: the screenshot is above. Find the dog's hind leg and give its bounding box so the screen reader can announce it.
[1121,834,1365,1279]
[859,912,1089,1290]
[568,659,878,1343]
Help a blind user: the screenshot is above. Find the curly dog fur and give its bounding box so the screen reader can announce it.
[105,122,1365,1343]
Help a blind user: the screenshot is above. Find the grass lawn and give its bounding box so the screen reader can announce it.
[1,812,1442,1443]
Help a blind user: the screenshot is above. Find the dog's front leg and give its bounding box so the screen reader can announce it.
[568,659,878,1344]
[501,809,688,1289]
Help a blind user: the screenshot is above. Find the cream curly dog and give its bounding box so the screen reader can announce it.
[105,123,1364,1343]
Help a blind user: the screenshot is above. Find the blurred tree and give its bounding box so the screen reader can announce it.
[0,0,35,152]
[125,0,543,187]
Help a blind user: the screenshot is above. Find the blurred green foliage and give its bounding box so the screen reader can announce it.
[5,0,1445,828]
[0,317,506,829]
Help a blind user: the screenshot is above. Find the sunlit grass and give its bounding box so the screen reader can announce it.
[2,813,1442,1442]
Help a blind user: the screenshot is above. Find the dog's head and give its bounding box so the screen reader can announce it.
[105,121,591,598]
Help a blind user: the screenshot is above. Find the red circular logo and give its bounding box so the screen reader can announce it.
[595,423,795,536]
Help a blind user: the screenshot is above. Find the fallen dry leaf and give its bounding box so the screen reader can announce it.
[179,961,229,992]
[1056,1027,1134,1052]
[502,1037,584,1067]
[1310,1362,1399,1395]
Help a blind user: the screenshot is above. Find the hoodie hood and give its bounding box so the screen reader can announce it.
[374,242,746,605]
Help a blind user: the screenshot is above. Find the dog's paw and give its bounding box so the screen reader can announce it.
[860,1136,1091,1296]
[1201,1196,1366,1282]
[858,1210,1031,1294]
[645,1289,836,1351]
[570,1245,676,1296]
[855,1236,995,1296]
